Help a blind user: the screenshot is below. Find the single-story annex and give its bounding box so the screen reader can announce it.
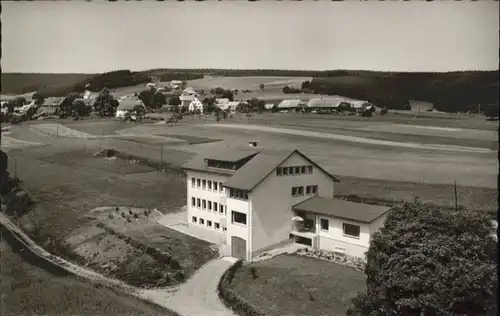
[182,145,391,261]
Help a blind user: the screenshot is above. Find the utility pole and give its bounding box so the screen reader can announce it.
[454,180,458,211]
[160,145,163,165]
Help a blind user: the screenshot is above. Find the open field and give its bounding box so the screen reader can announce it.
[0,229,168,316]
[4,144,218,287]
[4,111,497,213]
[186,76,311,90]
[0,110,496,309]
[229,254,366,316]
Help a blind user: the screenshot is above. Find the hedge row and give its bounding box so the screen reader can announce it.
[95,222,183,273]
[218,260,266,316]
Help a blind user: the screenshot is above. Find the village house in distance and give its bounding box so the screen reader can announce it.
[182,143,391,261]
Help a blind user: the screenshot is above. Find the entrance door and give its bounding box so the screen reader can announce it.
[231,236,246,260]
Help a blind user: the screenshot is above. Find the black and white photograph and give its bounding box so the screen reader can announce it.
[0,1,498,316]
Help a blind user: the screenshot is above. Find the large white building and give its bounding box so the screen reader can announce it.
[182,145,390,261]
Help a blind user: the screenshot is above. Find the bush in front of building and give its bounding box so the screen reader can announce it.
[218,260,266,316]
[347,199,497,316]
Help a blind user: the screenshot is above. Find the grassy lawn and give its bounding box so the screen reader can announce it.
[0,232,169,316]
[5,145,217,287]
[229,254,366,316]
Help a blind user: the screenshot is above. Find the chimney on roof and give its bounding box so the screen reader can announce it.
[248,141,258,147]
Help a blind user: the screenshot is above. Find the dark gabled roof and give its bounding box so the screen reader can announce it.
[223,149,340,191]
[223,149,294,191]
[182,154,237,176]
[181,146,261,175]
[204,147,261,162]
[182,146,340,191]
[293,196,391,223]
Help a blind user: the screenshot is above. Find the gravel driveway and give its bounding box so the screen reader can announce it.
[139,257,238,316]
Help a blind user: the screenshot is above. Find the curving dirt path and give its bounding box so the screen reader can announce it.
[0,212,238,316]
[139,257,238,316]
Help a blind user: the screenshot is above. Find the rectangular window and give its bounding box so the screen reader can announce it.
[290,167,295,175]
[202,180,206,189]
[215,223,220,230]
[320,218,329,231]
[225,206,227,216]
[230,188,234,198]
[208,201,212,211]
[301,166,306,174]
[298,186,304,196]
[295,166,301,174]
[191,197,196,206]
[306,186,311,195]
[208,180,212,190]
[192,216,197,223]
[197,178,201,188]
[219,182,224,192]
[191,177,195,187]
[244,192,248,200]
[207,220,212,228]
[202,199,206,210]
[292,187,298,197]
[283,167,289,175]
[200,218,204,225]
[220,204,224,214]
[232,211,247,225]
[223,227,227,232]
[197,198,201,208]
[343,223,360,238]
[214,182,218,191]
[307,166,313,174]
[312,185,318,194]
[214,202,218,213]
[276,167,282,176]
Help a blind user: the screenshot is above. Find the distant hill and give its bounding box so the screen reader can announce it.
[1,69,498,113]
[1,70,151,99]
[1,73,95,95]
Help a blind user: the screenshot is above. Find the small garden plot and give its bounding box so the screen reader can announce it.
[229,254,366,316]
[92,207,220,284]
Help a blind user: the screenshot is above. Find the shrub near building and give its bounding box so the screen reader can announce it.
[348,199,497,316]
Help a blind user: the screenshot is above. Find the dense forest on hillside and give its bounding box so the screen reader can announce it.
[24,70,150,99]
[303,71,499,111]
[2,69,498,113]
[1,73,95,95]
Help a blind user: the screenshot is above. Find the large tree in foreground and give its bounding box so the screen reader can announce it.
[348,200,497,316]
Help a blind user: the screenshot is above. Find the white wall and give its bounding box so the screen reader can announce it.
[318,215,370,258]
[250,152,335,257]
[226,196,251,260]
[186,170,230,232]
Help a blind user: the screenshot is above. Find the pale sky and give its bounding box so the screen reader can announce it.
[2,1,499,73]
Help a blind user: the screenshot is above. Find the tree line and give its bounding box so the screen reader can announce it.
[301,71,499,112]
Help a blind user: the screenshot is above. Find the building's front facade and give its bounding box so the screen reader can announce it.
[182,146,389,261]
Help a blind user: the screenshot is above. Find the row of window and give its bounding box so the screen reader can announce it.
[319,218,360,238]
[277,165,313,176]
[191,197,226,215]
[229,188,249,201]
[192,216,227,232]
[292,185,318,197]
[191,177,224,193]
